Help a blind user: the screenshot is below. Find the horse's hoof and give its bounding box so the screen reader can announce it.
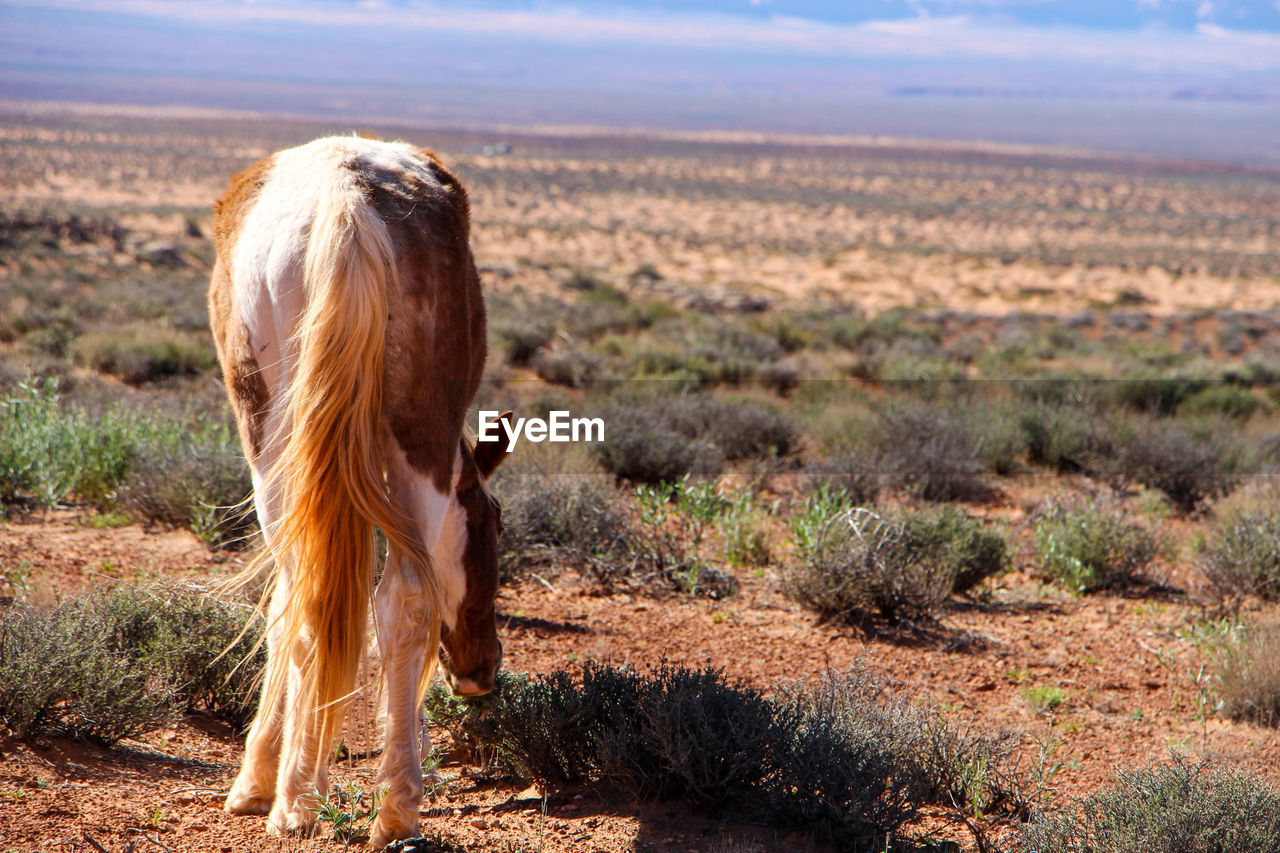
[225,779,274,816]
[370,815,420,848]
[266,803,318,837]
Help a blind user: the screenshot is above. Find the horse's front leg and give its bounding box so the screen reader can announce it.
[370,547,432,847]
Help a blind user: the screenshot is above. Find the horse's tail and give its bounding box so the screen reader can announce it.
[263,162,441,755]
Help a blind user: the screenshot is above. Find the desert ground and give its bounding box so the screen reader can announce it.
[2,103,1280,852]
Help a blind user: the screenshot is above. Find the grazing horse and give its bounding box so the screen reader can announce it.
[208,136,507,845]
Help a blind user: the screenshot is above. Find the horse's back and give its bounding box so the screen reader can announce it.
[209,136,486,477]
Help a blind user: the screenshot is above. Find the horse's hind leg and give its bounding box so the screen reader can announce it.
[225,569,288,815]
[266,631,325,837]
[226,469,289,816]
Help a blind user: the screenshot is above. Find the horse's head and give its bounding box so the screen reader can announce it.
[437,413,511,697]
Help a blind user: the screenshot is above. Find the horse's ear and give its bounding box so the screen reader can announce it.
[473,410,514,479]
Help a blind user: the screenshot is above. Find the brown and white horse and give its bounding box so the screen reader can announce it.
[208,135,507,845]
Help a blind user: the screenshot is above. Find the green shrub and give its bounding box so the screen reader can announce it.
[786,493,1006,618]
[628,477,736,597]
[965,399,1029,476]
[0,381,133,508]
[1217,620,1280,728]
[595,395,795,481]
[1110,374,1210,415]
[1034,500,1163,593]
[594,420,722,484]
[1020,403,1110,472]
[660,396,798,461]
[785,501,952,621]
[1113,418,1244,513]
[873,403,988,502]
[492,471,629,577]
[1201,510,1280,607]
[75,325,216,384]
[1178,385,1263,420]
[427,661,1025,849]
[115,416,254,547]
[1021,759,1280,852]
[0,586,265,743]
[902,505,1010,594]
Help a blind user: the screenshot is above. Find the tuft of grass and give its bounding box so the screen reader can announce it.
[311,781,381,845]
[1217,620,1280,728]
[1021,685,1068,715]
[718,492,773,568]
[1021,758,1280,852]
[1033,499,1163,593]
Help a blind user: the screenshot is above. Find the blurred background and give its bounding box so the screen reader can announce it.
[4,0,1280,163]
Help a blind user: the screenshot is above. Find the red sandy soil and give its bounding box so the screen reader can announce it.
[1,506,1278,852]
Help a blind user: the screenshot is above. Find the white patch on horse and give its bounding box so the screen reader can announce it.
[384,442,468,631]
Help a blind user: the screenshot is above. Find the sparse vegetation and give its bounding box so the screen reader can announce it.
[6,111,1280,851]
[1021,759,1280,852]
[0,382,253,544]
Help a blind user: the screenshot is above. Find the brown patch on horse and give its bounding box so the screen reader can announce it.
[208,153,273,458]
[208,154,274,458]
[361,150,487,491]
[440,440,504,693]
